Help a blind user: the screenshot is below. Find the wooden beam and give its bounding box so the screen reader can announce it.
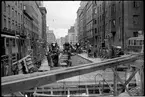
[140,66,144,95]
[113,66,117,96]
[124,68,139,86]
[2,54,141,95]
[112,68,132,96]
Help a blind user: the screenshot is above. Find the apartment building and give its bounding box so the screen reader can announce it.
[1,1,25,59]
[105,1,144,50]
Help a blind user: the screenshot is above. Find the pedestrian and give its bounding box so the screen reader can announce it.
[45,49,53,67]
[94,45,98,58]
[21,61,27,74]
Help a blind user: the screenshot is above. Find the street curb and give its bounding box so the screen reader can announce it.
[77,54,93,63]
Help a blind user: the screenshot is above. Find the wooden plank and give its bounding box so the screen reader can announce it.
[124,68,139,86]
[1,54,141,95]
[112,68,132,96]
[113,66,117,96]
[140,66,144,95]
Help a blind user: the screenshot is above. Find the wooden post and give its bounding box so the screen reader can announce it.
[140,66,144,95]
[86,85,89,95]
[112,67,132,96]
[113,66,118,96]
[67,88,70,96]
[50,87,53,95]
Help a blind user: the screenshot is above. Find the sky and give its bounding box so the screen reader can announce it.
[43,1,80,39]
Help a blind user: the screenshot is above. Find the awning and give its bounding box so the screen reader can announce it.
[1,34,19,39]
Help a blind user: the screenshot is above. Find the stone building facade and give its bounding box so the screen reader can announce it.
[1,1,25,59]
[77,1,144,54]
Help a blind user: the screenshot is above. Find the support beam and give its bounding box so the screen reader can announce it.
[85,85,89,95]
[50,88,53,95]
[112,68,131,96]
[140,66,144,95]
[124,68,139,86]
[67,88,70,95]
[113,66,118,96]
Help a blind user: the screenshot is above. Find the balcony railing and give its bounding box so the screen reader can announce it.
[2,27,15,36]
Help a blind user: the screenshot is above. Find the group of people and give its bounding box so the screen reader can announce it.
[45,42,80,68]
[86,44,124,59]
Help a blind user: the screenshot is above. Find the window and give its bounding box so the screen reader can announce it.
[95,8,97,14]
[13,39,15,47]
[113,19,116,27]
[128,40,130,45]
[16,22,17,30]
[18,13,20,21]
[4,2,6,12]
[100,5,101,13]
[21,15,23,22]
[21,3,23,10]
[15,1,17,5]
[15,11,17,18]
[133,32,138,37]
[8,21,11,29]
[140,40,142,45]
[112,4,116,13]
[95,28,97,33]
[133,15,139,25]
[134,40,136,45]
[94,19,97,24]
[133,1,139,8]
[118,1,121,11]
[12,8,14,17]
[11,20,13,29]
[18,1,20,8]
[8,5,10,15]
[131,40,134,45]
[19,25,20,31]
[4,19,6,28]
[136,40,139,46]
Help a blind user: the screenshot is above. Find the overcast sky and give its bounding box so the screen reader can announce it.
[43,1,80,39]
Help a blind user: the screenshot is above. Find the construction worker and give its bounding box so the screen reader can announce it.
[49,42,60,67]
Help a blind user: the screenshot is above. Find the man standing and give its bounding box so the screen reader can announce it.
[45,48,53,67]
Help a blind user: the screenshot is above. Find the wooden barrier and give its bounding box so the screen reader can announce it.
[1,53,143,95]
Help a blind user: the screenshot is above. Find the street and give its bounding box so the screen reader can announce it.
[38,52,135,86]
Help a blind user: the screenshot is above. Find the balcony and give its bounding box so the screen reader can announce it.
[2,27,15,36]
